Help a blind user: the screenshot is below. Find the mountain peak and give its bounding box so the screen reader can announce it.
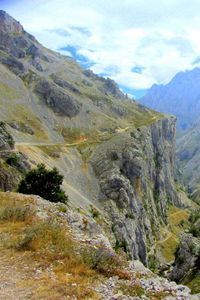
[0,10,24,34]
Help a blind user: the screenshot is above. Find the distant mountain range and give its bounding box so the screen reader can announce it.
[140,68,200,131]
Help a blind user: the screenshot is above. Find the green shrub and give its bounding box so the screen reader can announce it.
[189,210,200,224]
[89,205,100,218]
[148,254,158,272]
[114,239,128,253]
[189,225,200,238]
[6,153,20,166]
[17,163,68,203]
[179,219,185,227]
[189,210,200,237]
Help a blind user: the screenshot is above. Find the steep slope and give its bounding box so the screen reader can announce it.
[140,68,200,131]
[139,66,200,202]
[177,118,200,203]
[0,10,193,270]
[170,210,200,294]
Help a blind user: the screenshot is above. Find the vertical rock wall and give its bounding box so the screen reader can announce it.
[91,116,180,265]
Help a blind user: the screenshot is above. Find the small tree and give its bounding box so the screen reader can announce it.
[17,163,68,203]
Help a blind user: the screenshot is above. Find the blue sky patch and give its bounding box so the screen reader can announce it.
[59,45,94,68]
[131,66,145,74]
[120,85,147,99]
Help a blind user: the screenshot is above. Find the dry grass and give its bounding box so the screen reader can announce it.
[157,233,179,262]
[7,104,48,141]
[0,192,128,299]
[168,205,190,228]
[37,145,62,158]
[0,192,35,223]
[14,221,98,299]
[0,192,99,299]
[0,82,21,100]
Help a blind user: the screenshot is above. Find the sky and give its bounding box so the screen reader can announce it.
[1,0,200,98]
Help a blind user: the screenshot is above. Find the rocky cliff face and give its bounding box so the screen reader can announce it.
[0,122,14,150]
[0,10,24,34]
[177,120,200,203]
[170,234,200,290]
[0,122,30,191]
[91,116,184,265]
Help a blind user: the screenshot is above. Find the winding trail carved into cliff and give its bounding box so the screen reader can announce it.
[149,210,187,258]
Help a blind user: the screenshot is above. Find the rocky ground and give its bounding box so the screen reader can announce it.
[0,192,199,300]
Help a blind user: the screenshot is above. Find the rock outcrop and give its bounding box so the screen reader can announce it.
[177,119,200,203]
[170,233,200,284]
[91,116,183,265]
[0,10,24,34]
[0,160,21,191]
[0,122,14,150]
[35,79,81,117]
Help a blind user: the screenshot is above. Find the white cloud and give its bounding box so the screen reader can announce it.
[3,0,200,91]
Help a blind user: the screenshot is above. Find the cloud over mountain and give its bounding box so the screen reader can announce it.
[2,0,200,93]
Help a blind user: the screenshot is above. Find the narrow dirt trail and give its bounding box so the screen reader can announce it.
[15,141,87,147]
[149,210,186,256]
[0,248,39,300]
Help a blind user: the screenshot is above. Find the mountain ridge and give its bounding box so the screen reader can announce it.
[0,10,199,297]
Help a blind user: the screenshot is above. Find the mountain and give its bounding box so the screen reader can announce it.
[139,66,200,203]
[140,68,200,130]
[0,10,199,296]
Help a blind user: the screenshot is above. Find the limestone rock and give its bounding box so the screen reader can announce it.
[0,10,24,34]
[35,79,81,117]
[91,117,183,265]
[170,233,200,283]
[0,122,14,151]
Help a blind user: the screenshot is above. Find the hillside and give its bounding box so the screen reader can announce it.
[0,10,199,298]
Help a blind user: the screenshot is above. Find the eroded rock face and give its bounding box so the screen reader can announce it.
[0,122,14,150]
[0,160,21,191]
[51,74,80,94]
[35,79,81,117]
[170,234,200,283]
[103,77,127,99]
[91,117,181,265]
[0,55,25,75]
[0,10,24,34]
[0,11,46,73]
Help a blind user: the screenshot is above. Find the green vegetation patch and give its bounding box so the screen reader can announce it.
[17,163,68,204]
[187,274,200,294]
[155,206,190,263]
[8,104,48,140]
[37,145,62,158]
